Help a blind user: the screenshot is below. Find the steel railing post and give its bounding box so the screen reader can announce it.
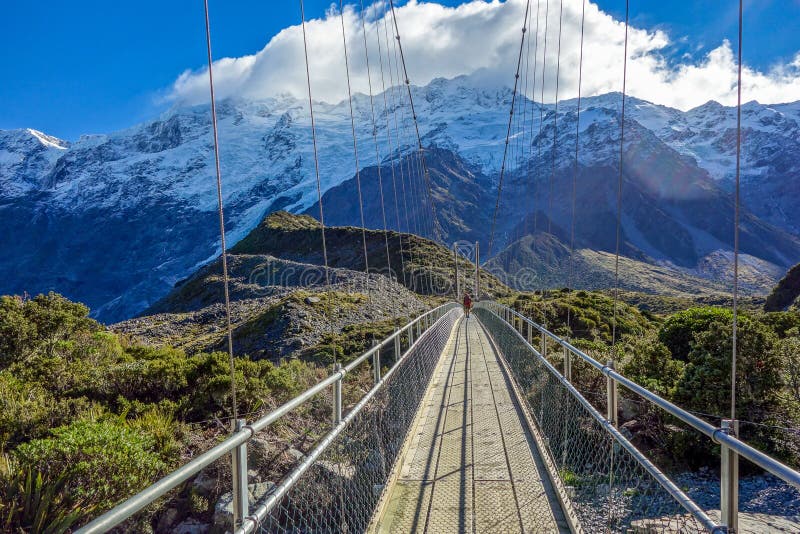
[394,332,401,363]
[527,321,533,345]
[231,418,249,529]
[373,342,381,385]
[333,363,342,424]
[606,360,618,427]
[541,331,547,359]
[564,345,572,382]
[721,419,740,532]
[408,323,414,346]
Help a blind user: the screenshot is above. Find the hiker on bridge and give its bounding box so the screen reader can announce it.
[463,292,472,318]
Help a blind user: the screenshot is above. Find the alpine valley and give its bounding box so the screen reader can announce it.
[2,75,799,322]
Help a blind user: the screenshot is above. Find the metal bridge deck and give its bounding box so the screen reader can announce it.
[370,316,569,533]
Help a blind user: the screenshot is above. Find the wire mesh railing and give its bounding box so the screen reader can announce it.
[244,305,459,533]
[76,302,459,534]
[476,301,800,534]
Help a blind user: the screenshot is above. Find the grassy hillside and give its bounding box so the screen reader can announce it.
[230,211,508,299]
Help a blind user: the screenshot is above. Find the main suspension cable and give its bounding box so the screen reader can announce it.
[487,0,532,257]
[611,0,630,346]
[203,0,237,423]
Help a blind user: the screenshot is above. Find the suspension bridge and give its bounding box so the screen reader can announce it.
[71,0,800,532]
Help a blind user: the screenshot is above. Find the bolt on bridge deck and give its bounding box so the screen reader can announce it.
[370,316,570,533]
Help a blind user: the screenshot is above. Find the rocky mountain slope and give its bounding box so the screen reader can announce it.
[765,263,800,312]
[486,232,782,298]
[114,212,502,359]
[2,76,798,321]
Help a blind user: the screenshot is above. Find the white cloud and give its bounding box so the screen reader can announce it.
[165,0,800,110]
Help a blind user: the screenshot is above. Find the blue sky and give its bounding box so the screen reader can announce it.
[2,0,798,140]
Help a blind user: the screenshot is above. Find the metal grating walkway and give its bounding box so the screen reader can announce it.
[370,316,570,533]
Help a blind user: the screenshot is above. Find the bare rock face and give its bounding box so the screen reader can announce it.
[212,481,275,532]
[172,518,211,534]
[631,511,800,533]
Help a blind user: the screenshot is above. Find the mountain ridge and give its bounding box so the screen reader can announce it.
[2,75,798,321]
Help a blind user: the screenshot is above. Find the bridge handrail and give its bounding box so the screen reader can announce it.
[486,301,800,492]
[77,302,459,534]
[477,303,718,532]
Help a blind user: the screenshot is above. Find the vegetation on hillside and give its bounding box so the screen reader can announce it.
[0,292,388,531]
[2,283,799,529]
[229,211,509,299]
[504,289,800,470]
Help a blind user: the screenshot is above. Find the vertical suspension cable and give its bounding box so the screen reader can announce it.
[384,5,418,289]
[521,2,535,239]
[529,0,543,245]
[566,0,586,334]
[536,0,550,236]
[612,0,630,346]
[387,19,418,237]
[388,0,442,244]
[299,0,335,368]
[300,0,331,290]
[731,0,743,421]
[389,19,425,249]
[548,0,564,235]
[487,0,532,257]
[338,1,371,280]
[375,2,407,288]
[359,0,393,275]
[203,0,237,423]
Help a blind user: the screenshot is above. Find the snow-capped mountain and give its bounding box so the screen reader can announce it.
[1,75,798,321]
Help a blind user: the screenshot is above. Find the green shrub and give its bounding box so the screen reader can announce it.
[658,307,732,361]
[775,335,800,404]
[127,408,187,468]
[510,291,651,344]
[674,316,780,424]
[0,372,90,450]
[22,293,98,359]
[109,345,190,403]
[14,420,165,513]
[760,311,800,339]
[0,296,36,365]
[620,334,684,396]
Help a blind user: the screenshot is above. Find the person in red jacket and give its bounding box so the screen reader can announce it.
[463,292,472,318]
